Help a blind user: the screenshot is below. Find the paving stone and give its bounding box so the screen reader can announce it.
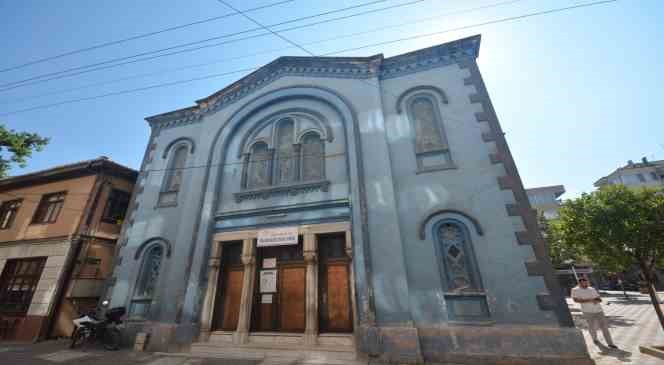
[36,349,101,362]
[568,291,664,365]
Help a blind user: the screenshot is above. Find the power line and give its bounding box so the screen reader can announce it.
[321,0,618,56]
[0,0,396,90]
[215,0,315,56]
[0,0,426,94]
[0,67,258,116]
[0,0,296,74]
[0,0,413,92]
[1,0,524,105]
[215,0,399,109]
[0,0,617,117]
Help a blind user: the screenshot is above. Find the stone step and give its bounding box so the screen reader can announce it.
[190,342,358,362]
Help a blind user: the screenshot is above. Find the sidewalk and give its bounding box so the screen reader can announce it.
[2,291,663,365]
[567,290,664,365]
[0,339,258,365]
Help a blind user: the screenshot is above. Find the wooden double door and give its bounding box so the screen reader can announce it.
[211,234,353,334]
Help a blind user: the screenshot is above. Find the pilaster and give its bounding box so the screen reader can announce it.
[199,241,222,342]
[303,232,318,345]
[234,238,256,344]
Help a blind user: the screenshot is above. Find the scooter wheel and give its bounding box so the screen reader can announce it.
[103,328,121,351]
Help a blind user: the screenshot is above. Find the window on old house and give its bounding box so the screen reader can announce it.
[406,94,453,171]
[301,132,324,181]
[130,245,164,318]
[275,119,297,185]
[247,142,271,189]
[78,257,102,279]
[32,192,66,224]
[164,146,188,192]
[436,220,481,292]
[0,258,46,315]
[0,199,22,229]
[102,189,130,224]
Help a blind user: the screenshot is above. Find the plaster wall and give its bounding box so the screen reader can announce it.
[380,63,554,326]
[0,239,72,317]
[0,175,96,242]
[107,38,586,362]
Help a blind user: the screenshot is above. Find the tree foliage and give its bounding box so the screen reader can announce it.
[554,184,664,330]
[0,124,49,178]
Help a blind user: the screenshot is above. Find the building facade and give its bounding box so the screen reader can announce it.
[526,185,565,220]
[595,157,664,189]
[0,157,136,341]
[107,35,591,364]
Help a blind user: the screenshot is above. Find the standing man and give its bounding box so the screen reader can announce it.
[571,276,618,349]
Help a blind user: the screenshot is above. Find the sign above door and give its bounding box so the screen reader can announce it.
[257,226,299,247]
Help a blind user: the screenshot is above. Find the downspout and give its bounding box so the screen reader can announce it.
[42,162,107,340]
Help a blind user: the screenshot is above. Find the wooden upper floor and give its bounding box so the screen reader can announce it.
[0,157,137,243]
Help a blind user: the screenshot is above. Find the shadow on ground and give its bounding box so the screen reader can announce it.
[572,314,636,329]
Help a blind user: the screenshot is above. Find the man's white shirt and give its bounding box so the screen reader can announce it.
[571,286,603,313]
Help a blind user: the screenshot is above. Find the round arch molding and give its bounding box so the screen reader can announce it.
[418,209,484,240]
[133,237,173,260]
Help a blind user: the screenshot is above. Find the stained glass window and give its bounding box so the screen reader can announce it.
[131,245,163,317]
[275,119,296,184]
[437,222,479,292]
[301,132,324,181]
[410,96,446,154]
[165,146,187,192]
[248,142,271,188]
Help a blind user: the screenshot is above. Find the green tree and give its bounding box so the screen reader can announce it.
[555,185,664,330]
[0,125,48,178]
[545,217,583,268]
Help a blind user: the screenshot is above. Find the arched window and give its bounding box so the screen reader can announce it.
[130,245,164,318]
[247,142,271,188]
[164,145,188,192]
[275,119,296,185]
[436,220,481,292]
[301,132,324,181]
[406,94,454,171]
[412,97,445,153]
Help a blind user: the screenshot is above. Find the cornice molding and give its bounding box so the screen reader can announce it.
[145,35,481,131]
[233,180,330,203]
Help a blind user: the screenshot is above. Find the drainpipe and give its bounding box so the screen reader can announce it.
[41,162,107,340]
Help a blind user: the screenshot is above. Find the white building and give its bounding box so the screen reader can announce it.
[595,157,664,188]
[526,185,565,220]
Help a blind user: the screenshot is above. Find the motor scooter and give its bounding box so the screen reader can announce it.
[70,300,126,350]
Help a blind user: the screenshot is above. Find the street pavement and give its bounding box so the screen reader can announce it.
[0,340,258,365]
[568,290,664,365]
[1,290,662,364]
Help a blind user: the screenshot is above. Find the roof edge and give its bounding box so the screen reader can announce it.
[0,157,138,191]
[144,34,481,128]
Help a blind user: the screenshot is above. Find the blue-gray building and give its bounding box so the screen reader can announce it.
[107,35,592,364]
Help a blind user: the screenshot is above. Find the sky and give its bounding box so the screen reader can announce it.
[0,0,662,199]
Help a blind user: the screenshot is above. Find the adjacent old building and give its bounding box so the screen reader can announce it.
[107,35,591,364]
[0,157,136,341]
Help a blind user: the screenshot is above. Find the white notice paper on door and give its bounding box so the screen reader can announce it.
[260,269,277,293]
[261,294,273,304]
